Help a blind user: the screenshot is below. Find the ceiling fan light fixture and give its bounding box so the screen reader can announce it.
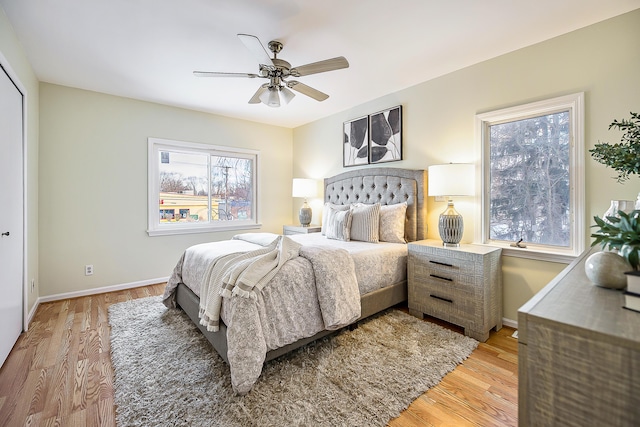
[280,86,295,105]
[260,86,281,107]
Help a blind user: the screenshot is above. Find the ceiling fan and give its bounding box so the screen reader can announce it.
[193,34,349,108]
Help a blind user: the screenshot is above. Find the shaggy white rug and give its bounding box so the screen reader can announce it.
[108,296,478,427]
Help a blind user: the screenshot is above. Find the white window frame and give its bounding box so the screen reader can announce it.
[147,137,260,236]
[475,93,585,263]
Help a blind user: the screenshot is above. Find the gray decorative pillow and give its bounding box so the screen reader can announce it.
[379,202,407,243]
[321,202,349,235]
[325,207,352,241]
[349,203,381,243]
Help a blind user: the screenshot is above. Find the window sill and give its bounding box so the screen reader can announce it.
[475,242,579,264]
[147,222,262,237]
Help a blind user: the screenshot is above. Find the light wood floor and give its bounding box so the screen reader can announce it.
[0,284,518,426]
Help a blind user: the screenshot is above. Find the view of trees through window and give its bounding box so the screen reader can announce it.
[158,150,253,223]
[489,111,570,247]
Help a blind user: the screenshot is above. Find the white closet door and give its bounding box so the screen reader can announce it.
[0,64,24,367]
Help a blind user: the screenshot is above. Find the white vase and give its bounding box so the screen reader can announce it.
[584,250,632,289]
[603,200,636,222]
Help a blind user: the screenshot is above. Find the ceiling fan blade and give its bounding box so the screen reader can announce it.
[287,81,329,102]
[193,71,260,78]
[237,34,274,66]
[290,56,349,77]
[248,84,268,104]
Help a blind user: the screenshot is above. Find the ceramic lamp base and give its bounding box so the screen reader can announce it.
[438,201,463,246]
[299,203,312,227]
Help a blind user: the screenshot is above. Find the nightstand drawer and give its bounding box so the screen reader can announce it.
[411,251,479,277]
[408,278,476,325]
[411,260,478,292]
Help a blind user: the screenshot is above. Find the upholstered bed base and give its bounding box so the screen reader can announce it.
[176,280,407,364]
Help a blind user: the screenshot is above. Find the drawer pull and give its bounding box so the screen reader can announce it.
[430,274,453,282]
[429,260,453,267]
[430,294,453,304]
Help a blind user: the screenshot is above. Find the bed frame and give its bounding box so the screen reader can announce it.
[175,167,427,364]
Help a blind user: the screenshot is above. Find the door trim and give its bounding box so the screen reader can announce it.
[0,50,28,332]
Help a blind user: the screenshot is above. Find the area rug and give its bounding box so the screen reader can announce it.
[108,296,478,427]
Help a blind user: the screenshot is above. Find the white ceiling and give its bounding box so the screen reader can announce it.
[2,0,638,128]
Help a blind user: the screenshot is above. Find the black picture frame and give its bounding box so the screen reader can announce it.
[369,105,402,164]
[343,115,369,167]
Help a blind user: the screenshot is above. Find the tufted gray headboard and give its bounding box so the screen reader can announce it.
[324,167,427,242]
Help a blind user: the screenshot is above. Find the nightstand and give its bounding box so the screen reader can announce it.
[408,239,502,342]
[283,224,321,235]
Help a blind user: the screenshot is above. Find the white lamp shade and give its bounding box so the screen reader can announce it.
[292,178,317,198]
[428,164,475,196]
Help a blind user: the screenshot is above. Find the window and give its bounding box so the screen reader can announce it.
[475,93,585,262]
[148,137,259,236]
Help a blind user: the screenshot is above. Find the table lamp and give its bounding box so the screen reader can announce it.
[292,178,317,226]
[428,164,475,247]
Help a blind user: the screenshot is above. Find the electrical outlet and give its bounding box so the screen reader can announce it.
[85,264,94,276]
[30,279,35,292]
[435,196,446,202]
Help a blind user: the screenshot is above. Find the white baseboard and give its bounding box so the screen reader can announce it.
[37,276,169,304]
[25,300,39,331]
[502,317,518,329]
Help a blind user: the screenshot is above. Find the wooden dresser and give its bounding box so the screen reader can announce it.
[518,247,640,426]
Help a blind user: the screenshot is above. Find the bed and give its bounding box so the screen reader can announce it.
[163,167,427,394]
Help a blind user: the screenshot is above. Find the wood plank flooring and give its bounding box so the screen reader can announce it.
[0,284,517,426]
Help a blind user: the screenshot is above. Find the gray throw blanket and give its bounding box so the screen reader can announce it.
[199,235,302,332]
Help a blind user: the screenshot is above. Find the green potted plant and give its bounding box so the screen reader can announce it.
[585,209,640,289]
[591,209,640,271]
[589,112,640,183]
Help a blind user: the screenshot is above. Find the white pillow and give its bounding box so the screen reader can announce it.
[325,207,352,241]
[349,203,380,243]
[379,202,407,243]
[321,202,349,235]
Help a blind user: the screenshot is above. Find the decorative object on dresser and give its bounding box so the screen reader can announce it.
[623,270,640,312]
[626,270,640,293]
[109,296,477,427]
[407,239,502,342]
[292,178,317,226]
[584,250,630,289]
[283,224,321,235]
[427,163,475,247]
[588,208,640,288]
[518,246,640,426]
[602,199,636,222]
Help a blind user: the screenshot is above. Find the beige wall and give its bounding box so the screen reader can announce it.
[293,9,640,322]
[39,84,293,297]
[0,9,40,317]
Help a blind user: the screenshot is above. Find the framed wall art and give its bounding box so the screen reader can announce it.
[369,105,402,164]
[343,115,369,167]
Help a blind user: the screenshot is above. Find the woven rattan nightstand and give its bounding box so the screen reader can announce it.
[408,240,502,342]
